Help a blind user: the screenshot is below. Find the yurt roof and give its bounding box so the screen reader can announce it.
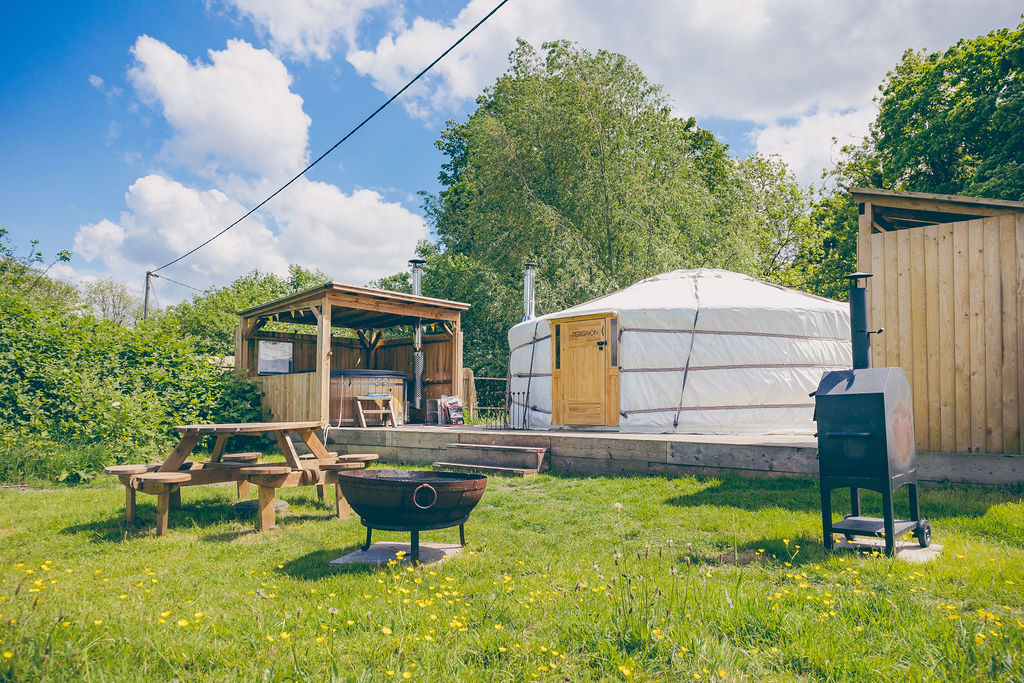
[522,268,843,323]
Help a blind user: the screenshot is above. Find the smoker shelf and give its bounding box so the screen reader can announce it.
[830,516,918,539]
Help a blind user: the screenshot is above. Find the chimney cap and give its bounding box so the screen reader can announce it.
[844,271,873,280]
[408,258,426,267]
[524,262,538,269]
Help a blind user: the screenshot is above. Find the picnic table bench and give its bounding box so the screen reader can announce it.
[105,421,378,535]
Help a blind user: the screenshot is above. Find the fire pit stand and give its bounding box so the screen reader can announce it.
[333,470,487,565]
[362,517,469,564]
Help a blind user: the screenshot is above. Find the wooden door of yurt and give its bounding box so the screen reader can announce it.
[551,314,620,426]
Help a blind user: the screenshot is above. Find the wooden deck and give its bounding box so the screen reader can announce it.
[322,425,1024,485]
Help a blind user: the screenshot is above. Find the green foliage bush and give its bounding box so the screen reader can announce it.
[0,236,266,483]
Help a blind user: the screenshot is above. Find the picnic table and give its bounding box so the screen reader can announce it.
[105,421,377,535]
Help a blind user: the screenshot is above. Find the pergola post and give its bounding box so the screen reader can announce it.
[314,296,333,423]
[450,315,463,400]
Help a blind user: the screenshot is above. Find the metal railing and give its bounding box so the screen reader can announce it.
[473,377,527,430]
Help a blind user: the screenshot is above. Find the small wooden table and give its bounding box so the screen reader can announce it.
[108,421,375,535]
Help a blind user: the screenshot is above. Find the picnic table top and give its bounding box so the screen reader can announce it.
[173,421,328,435]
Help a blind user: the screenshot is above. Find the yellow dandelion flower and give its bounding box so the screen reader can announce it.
[93,620,102,625]
[618,665,632,677]
[494,623,502,630]
[177,619,189,627]
[280,632,289,639]
[403,674,411,680]
[382,626,393,635]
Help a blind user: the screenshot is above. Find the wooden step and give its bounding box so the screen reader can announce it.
[444,443,548,471]
[432,461,535,478]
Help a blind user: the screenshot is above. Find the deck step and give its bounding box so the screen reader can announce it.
[444,443,548,472]
[432,461,535,478]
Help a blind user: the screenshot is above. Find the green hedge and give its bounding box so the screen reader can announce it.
[0,289,263,483]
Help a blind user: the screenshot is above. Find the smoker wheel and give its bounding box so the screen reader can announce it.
[915,520,932,548]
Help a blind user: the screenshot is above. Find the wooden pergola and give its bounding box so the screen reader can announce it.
[235,282,470,424]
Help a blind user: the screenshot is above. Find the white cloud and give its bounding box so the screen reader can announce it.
[343,0,1022,125]
[267,178,428,284]
[88,74,104,89]
[74,174,427,301]
[340,0,1021,190]
[128,35,311,181]
[751,106,878,187]
[226,0,390,61]
[75,174,288,289]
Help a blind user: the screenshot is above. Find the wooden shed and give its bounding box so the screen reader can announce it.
[234,282,469,424]
[854,188,1024,455]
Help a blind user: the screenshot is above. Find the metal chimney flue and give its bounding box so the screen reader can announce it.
[409,258,426,411]
[522,262,537,322]
[845,272,881,370]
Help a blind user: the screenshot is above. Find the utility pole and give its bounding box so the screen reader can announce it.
[143,271,152,320]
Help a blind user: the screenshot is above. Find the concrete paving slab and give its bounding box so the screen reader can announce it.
[833,537,943,563]
[329,541,462,567]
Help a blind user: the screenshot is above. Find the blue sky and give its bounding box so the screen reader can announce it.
[2,1,1021,303]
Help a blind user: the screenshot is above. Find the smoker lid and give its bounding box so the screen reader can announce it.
[814,367,907,397]
[330,369,408,379]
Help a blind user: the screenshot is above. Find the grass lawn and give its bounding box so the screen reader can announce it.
[0,469,1022,681]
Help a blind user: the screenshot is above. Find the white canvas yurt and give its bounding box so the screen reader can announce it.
[507,269,851,434]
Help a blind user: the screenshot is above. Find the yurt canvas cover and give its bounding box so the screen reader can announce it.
[507,269,851,434]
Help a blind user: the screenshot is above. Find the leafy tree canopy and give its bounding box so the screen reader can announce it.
[795,19,1024,301]
[162,264,329,355]
[395,40,810,376]
[836,20,1024,199]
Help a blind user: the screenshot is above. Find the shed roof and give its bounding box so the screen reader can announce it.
[851,188,1024,231]
[239,282,470,329]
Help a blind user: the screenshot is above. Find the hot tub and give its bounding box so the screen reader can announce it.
[329,369,407,426]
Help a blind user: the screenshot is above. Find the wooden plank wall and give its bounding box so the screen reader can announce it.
[859,214,1023,454]
[258,372,320,422]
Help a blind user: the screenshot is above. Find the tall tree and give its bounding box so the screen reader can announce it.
[162,265,329,355]
[82,278,140,326]
[418,40,765,375]
[839,20,1024,199]
[800,19,1024,300]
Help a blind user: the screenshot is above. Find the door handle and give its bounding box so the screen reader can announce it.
[596,341,607,349]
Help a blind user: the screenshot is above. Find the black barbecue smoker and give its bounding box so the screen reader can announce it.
[812,272,931,556]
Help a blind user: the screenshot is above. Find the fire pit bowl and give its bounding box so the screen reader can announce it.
[334,470,487,563]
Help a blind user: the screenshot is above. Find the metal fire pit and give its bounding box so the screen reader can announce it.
[812,273,931,556]
[334,470,487,563]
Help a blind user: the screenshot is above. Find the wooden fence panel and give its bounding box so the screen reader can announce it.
[865,214,1024,454]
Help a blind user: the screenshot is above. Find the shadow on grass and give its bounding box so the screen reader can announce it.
[664,474,1020,521]
[60,497,338,543]
[278,548,383,580]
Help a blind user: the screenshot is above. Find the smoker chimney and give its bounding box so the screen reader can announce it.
[409,258,426,411]
[845,272,881,369]
[522,262,537,322]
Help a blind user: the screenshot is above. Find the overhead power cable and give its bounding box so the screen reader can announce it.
[151,273,204,293]
[150,0,511,275]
